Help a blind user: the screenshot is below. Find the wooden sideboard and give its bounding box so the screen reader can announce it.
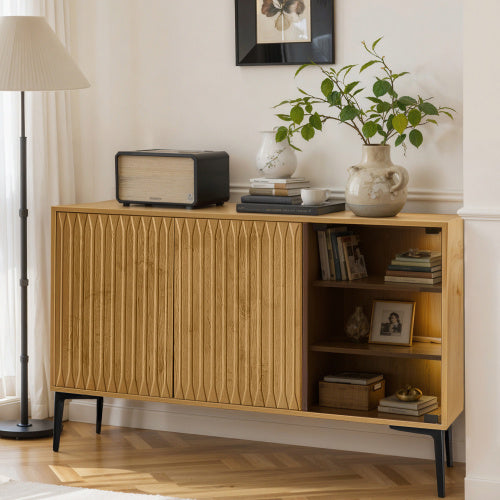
[51,201,464,497]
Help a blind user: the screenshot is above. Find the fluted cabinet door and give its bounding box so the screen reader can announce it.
[173,218,302,410]
[52,212,174,399]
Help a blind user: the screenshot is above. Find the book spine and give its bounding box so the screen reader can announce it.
[336,235,347,280]
[384,276,441,284]
[385,270,442,278]
[325,230,336,280]
[251,182,310,189]
[236,203,339,215]
[240,195,302,205]
[317,231,330,281]
[249,188,300,196]
[391,258,441,267]
[388,263,442,272]
[329,231,342,280]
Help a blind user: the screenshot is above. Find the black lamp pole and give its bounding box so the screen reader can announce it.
[0,91,53,438]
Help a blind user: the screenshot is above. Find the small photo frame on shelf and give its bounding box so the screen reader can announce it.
[369,300,416,346]
[235,0,334,66]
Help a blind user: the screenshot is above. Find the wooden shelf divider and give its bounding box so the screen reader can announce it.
[313,276,442,293]
[310,340,442,361]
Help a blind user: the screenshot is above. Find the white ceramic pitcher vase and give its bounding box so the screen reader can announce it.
[346,144,409,217]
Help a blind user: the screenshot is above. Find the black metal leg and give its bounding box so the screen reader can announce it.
[53,392,104,452]
[390,425,447,498]
[96,397,103,434]
[53,392,66,452]
[445,426,453,467]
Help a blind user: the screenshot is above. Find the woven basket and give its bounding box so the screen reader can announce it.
[319,380,385,411]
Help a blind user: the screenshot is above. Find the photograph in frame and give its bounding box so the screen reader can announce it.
[369,300,416,346]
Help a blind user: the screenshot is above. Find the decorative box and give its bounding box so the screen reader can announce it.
[318,379,385,411]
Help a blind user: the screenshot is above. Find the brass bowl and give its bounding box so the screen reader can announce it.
[396,386,423,401]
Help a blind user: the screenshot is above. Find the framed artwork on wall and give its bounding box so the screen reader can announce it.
[235,0,334,66]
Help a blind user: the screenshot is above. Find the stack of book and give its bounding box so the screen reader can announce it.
[242,176,310,204]
[384,249,442,285]
[378,394,438,416]
[237,177,345,215]
[316,225,368,281]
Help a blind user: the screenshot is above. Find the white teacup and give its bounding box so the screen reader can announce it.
[301,188,332,205]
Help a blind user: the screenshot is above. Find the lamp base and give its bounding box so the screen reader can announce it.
[0,419,53,439]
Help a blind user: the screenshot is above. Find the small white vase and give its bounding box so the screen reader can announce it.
[346,145,409,217]
[256,131,297,178]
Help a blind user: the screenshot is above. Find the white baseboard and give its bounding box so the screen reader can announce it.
[465,477,500,499]
[69,399,465,462]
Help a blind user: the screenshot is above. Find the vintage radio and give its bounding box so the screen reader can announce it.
[115,149,230,208]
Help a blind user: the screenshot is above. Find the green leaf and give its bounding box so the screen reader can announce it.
[301,124,315,141]
[386,114,394,131]
[273,99,290,108]
[352,88,364,96]
[276,114,292,121]
[397,101,407,111]
[327,91,342,106]
[321,78,334,97]
[305,103,313,113]
[419,102,439,115]
[366,97,382,104]
[387,88,398,99]
[408,109,422,127]
[295,63,312,77]
[394,134,406,147]
[409,129,423,148]
[392,114,408,134]
[372,37,383,50]
[362,121,378,138]
[360,60,378,72]
[441,111,454,119]
[298,88,308,96]
[339,105,359,122]
[376,124,386,137]
[376,102,391,113]
[427,119,438,125]
[339,64,357,75]
[290,105,304,124]
[344,81,360,94]
[393,71,410,79]
[398,96,418,106]
[275,126,288,143]
[309,113,323,131]
[373,79,392,97]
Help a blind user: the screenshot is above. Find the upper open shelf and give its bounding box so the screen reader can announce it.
[313,276,442,294]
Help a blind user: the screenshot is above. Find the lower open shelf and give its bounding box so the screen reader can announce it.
[309,405,441,425]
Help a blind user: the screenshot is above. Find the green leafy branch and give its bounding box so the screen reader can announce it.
[274,38,455,151]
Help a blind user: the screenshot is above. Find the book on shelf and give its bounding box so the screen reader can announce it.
[327,226,349,280]
[236,201,345,216]
[317,230,330,281]
[384,275,442,285]
[249,176,307,185]
[378,402,439,416]
[251,181,310,189]
[390,259,442,268]
[395,250,442,263]
[387,263,442,273]
[378,394,438,416]
[378,394,437,409]
[385,269,442,279]
[240,194,302,205]
[325,231,336,280]
[323,372,384,385]
[341,234,368,280]
[249,187,302,196]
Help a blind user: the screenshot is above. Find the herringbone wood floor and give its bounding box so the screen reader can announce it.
[0,422,464,499]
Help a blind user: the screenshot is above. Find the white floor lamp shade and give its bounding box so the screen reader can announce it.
[0,16,89,439]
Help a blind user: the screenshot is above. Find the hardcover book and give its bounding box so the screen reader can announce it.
[395,250,442,263]
[384,276,442,285]
[387,264,442,273]
[385,269,442,278]
[236,202,345,216]
[323,372,384,385]
[249,187,302,196]
[377,403,439,416]
[389,260,442,269]
[240,195,302,205]
[378,394,437,410]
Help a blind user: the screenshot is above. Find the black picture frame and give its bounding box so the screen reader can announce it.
[235,0,334,66]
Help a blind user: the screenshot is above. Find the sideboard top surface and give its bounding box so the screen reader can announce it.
[52,201,461,228]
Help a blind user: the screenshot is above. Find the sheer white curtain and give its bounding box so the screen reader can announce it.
[0,0,78,418]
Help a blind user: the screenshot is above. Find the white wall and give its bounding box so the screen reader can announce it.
[462,0,500,498]
[67,0,464,462]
